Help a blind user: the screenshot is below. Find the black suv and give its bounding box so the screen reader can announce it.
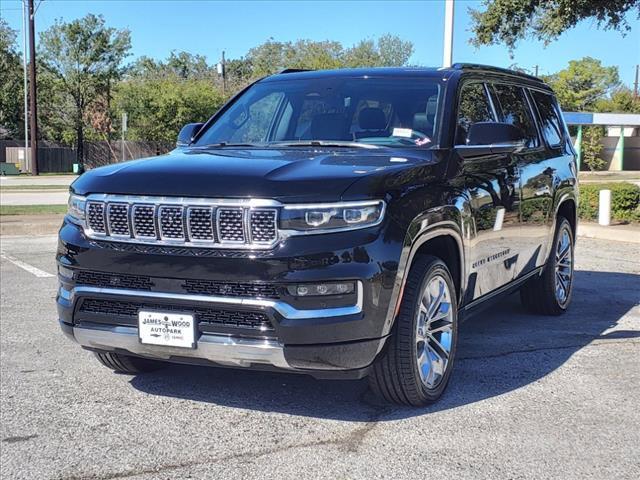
[58,65,578,406]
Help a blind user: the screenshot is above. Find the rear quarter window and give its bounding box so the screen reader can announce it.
[530,90,564,147]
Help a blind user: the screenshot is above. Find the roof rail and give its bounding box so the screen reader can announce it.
[451,63,542,82]
[277,68,314,74]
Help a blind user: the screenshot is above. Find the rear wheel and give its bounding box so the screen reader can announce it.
[369,255,458,406]
[520,216,574,315]
[94,352,165,374]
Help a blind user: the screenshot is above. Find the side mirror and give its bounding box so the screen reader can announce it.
[456,122,527,159]
[176,123,204,147]
[466,122,525,146]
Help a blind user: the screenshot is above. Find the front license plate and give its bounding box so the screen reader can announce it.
[138,311,196,349]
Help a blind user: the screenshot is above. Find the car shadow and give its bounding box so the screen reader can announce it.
[129,270,640,421]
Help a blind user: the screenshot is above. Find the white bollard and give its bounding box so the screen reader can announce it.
[599,189,611,226]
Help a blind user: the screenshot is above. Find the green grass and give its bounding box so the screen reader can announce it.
[0,205,67,216]
[0,185,69,191]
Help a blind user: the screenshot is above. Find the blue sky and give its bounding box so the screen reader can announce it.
[1,0,639,85]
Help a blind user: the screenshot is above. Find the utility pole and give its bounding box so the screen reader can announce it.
[634,64,639,99]
[442,0,454,68]
[534,65,539,77]
[121,112,127,162]
[27,0,38,175]
[222,50,227,96]
[21,0,29,172]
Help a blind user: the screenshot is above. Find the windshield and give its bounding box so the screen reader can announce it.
[194,76,442,148]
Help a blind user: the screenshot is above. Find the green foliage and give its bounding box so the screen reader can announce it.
[543,57,619,111]
[38,14,131,160]
[582,126,607,171]
[470,0,640,49]
[113,78,225,143]
[0,19,24,138]
[578,183,640,223]
[245,34,414,77]
[594,86,640,113]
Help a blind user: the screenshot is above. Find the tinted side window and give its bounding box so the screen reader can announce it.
[229,92,284,143]
[491,84,539,148]
[530,90,563,146]
[455,83,495,145]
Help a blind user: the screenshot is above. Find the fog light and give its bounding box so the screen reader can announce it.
[287,282,355,297]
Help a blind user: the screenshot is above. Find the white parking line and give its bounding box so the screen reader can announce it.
[0,251,54,278]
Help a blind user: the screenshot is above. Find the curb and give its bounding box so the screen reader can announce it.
[577,223,640,244]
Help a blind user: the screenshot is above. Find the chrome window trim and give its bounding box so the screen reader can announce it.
[66,281,363,320]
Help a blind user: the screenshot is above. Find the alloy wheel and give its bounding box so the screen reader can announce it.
[554,225,573,306]
[415,274,454,390]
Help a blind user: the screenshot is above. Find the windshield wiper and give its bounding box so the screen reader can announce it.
[270,140,380,149]
[191,142,265,149]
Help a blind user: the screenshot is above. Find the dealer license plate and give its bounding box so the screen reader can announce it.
[138,311,196,349]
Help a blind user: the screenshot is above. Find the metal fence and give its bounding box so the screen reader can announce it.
[1,140,173,173]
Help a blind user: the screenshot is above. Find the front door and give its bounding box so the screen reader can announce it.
[455,81,522,300]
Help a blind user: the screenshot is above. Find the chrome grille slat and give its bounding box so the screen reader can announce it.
[87,202,106,234]
[159,206,185,239]
[132,205,157,239]
[217,208,245,243]
[82,195,279,249]
[107,203,130,237]
[187,207,215,241]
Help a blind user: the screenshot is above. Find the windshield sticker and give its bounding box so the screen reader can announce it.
[392,128,413,138]
[414,137,431,146]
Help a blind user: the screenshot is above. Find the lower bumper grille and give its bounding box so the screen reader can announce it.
[79,299,273,331]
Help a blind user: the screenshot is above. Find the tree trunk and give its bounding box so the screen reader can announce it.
[76,123,84,166]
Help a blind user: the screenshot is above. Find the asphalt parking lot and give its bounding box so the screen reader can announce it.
[1,234,639,480]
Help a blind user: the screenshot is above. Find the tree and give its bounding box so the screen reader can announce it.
[0,19,24,138]
[582,126,607,171]
[129,51,213,80]
[543,57,619,111]
[470,0,640,49]
[594,86,640,113]
[113,77,224,143]
[38,14,131,163]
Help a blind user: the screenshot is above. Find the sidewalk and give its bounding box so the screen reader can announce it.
[0,174,76,187]
[577,223,640,244]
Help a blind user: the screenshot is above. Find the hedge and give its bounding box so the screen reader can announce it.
[578,182,640,223]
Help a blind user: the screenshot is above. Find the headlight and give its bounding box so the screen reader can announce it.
[280,200,385,233]
[67,193,86,226]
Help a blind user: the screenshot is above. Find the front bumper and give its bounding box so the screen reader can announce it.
[57,217,402,378]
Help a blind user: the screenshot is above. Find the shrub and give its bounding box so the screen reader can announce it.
[578,182,640,223]
[581,126,606,171]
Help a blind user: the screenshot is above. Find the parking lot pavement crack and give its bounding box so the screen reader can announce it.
[459,338,640,361]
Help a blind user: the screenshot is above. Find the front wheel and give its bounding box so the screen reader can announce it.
[369,255,458,406]
[520,216,575,315]
[94,352,165,374]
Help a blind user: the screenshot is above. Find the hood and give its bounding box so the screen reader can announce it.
[71,148,436,202]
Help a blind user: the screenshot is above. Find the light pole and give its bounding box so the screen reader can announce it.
[21,0,29,171]
[28,0,39,175]
[442,0,454,68]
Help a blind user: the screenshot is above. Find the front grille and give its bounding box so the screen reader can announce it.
[182,279,280,299]
[87,202,106,233]
[75,271,154,290]
[217,208,245,242]
[250,209,277,243]
[83,195,278,249]
[79,299,273,331]
[107,203,130,236]
[132,205,156,238]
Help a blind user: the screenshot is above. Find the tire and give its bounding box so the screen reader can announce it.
[520,216,575,315]
[369,255,458,406]
[93,352,165,374]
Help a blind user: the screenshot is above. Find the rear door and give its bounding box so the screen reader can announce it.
[457,81,522,300]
